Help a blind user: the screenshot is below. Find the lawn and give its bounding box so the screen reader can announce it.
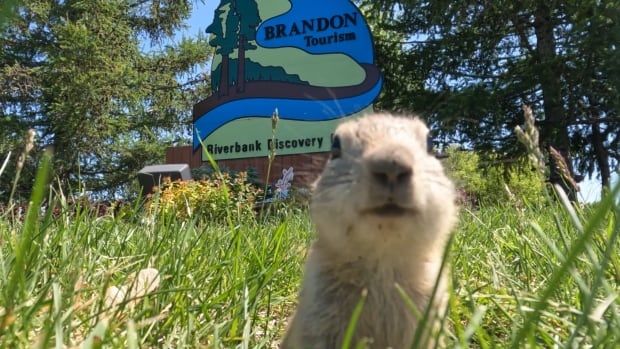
[0,162,618,348]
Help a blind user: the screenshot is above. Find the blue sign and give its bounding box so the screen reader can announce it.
[193,0,382,159]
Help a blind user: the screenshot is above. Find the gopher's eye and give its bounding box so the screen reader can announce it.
[331,135,342,159]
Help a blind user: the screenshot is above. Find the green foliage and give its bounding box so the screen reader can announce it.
[443,146,485,196]
[155,171,262,222]
[0,0,212,199]
[363,0,619,193]
[0,0,20,28]
[359,2,423,112]
[444,145,545,205]
[191,164,261,186]
[0,155,618,347]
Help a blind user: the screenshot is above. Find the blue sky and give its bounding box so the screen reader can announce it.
[179,1,216,43]
[140,1,215,53]
[171,0,615,203]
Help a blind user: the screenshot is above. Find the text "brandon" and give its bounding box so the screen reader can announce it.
[263,12,358,43]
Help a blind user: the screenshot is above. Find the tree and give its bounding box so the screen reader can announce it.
[207,0,239,96]
[0,0,212,199]
[0,0,20,28]
[364,0,619,199]
[233,0,260,93]
[360,3,425,114]
[562,3,620,191]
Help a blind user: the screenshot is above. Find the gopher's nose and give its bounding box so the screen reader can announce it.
[368,156,412,188]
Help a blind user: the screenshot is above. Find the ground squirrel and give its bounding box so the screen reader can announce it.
[281,113,458,348]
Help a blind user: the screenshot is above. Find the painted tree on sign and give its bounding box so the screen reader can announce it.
[233,0,261,93]
[207,0,239,96]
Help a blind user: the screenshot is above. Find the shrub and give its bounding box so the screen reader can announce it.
[191,165,261,186]
[443,145,545,206]
[154,171,262,222]
[442,146,485,197]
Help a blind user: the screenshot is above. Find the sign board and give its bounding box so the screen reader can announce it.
[193,0,382,160]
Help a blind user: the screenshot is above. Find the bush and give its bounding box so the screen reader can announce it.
[443,145,546,206]
[191,165,261,186]
[154,171,262,222]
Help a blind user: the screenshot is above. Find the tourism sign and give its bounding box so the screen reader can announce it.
[193,0,382,160]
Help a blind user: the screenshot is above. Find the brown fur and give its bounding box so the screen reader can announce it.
[281,113,458,349]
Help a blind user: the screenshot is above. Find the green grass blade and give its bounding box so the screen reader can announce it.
[509,181,620,348]
[341,288,368,349]
[2,151,52,323]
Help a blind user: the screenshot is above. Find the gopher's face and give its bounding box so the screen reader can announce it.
[310,113,457,257]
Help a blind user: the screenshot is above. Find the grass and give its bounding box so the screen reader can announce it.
[0,158,618,348]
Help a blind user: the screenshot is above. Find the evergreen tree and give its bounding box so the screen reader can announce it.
[0,0,212,199]
[364,0,619,198]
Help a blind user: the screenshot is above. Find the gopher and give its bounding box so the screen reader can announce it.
[281,113,458,348]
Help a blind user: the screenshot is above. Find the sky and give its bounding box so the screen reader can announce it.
[169,0,615,203]
[140,1,215,54]
[178,1,216,44]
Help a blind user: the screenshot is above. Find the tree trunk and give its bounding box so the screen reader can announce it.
[237,35,246,93]
[533,3,577,201]
[591,118,610,190]
[586,95,611,194]
[219,54,230,97]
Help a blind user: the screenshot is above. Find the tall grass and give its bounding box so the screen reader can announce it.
[0,153,618,347]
